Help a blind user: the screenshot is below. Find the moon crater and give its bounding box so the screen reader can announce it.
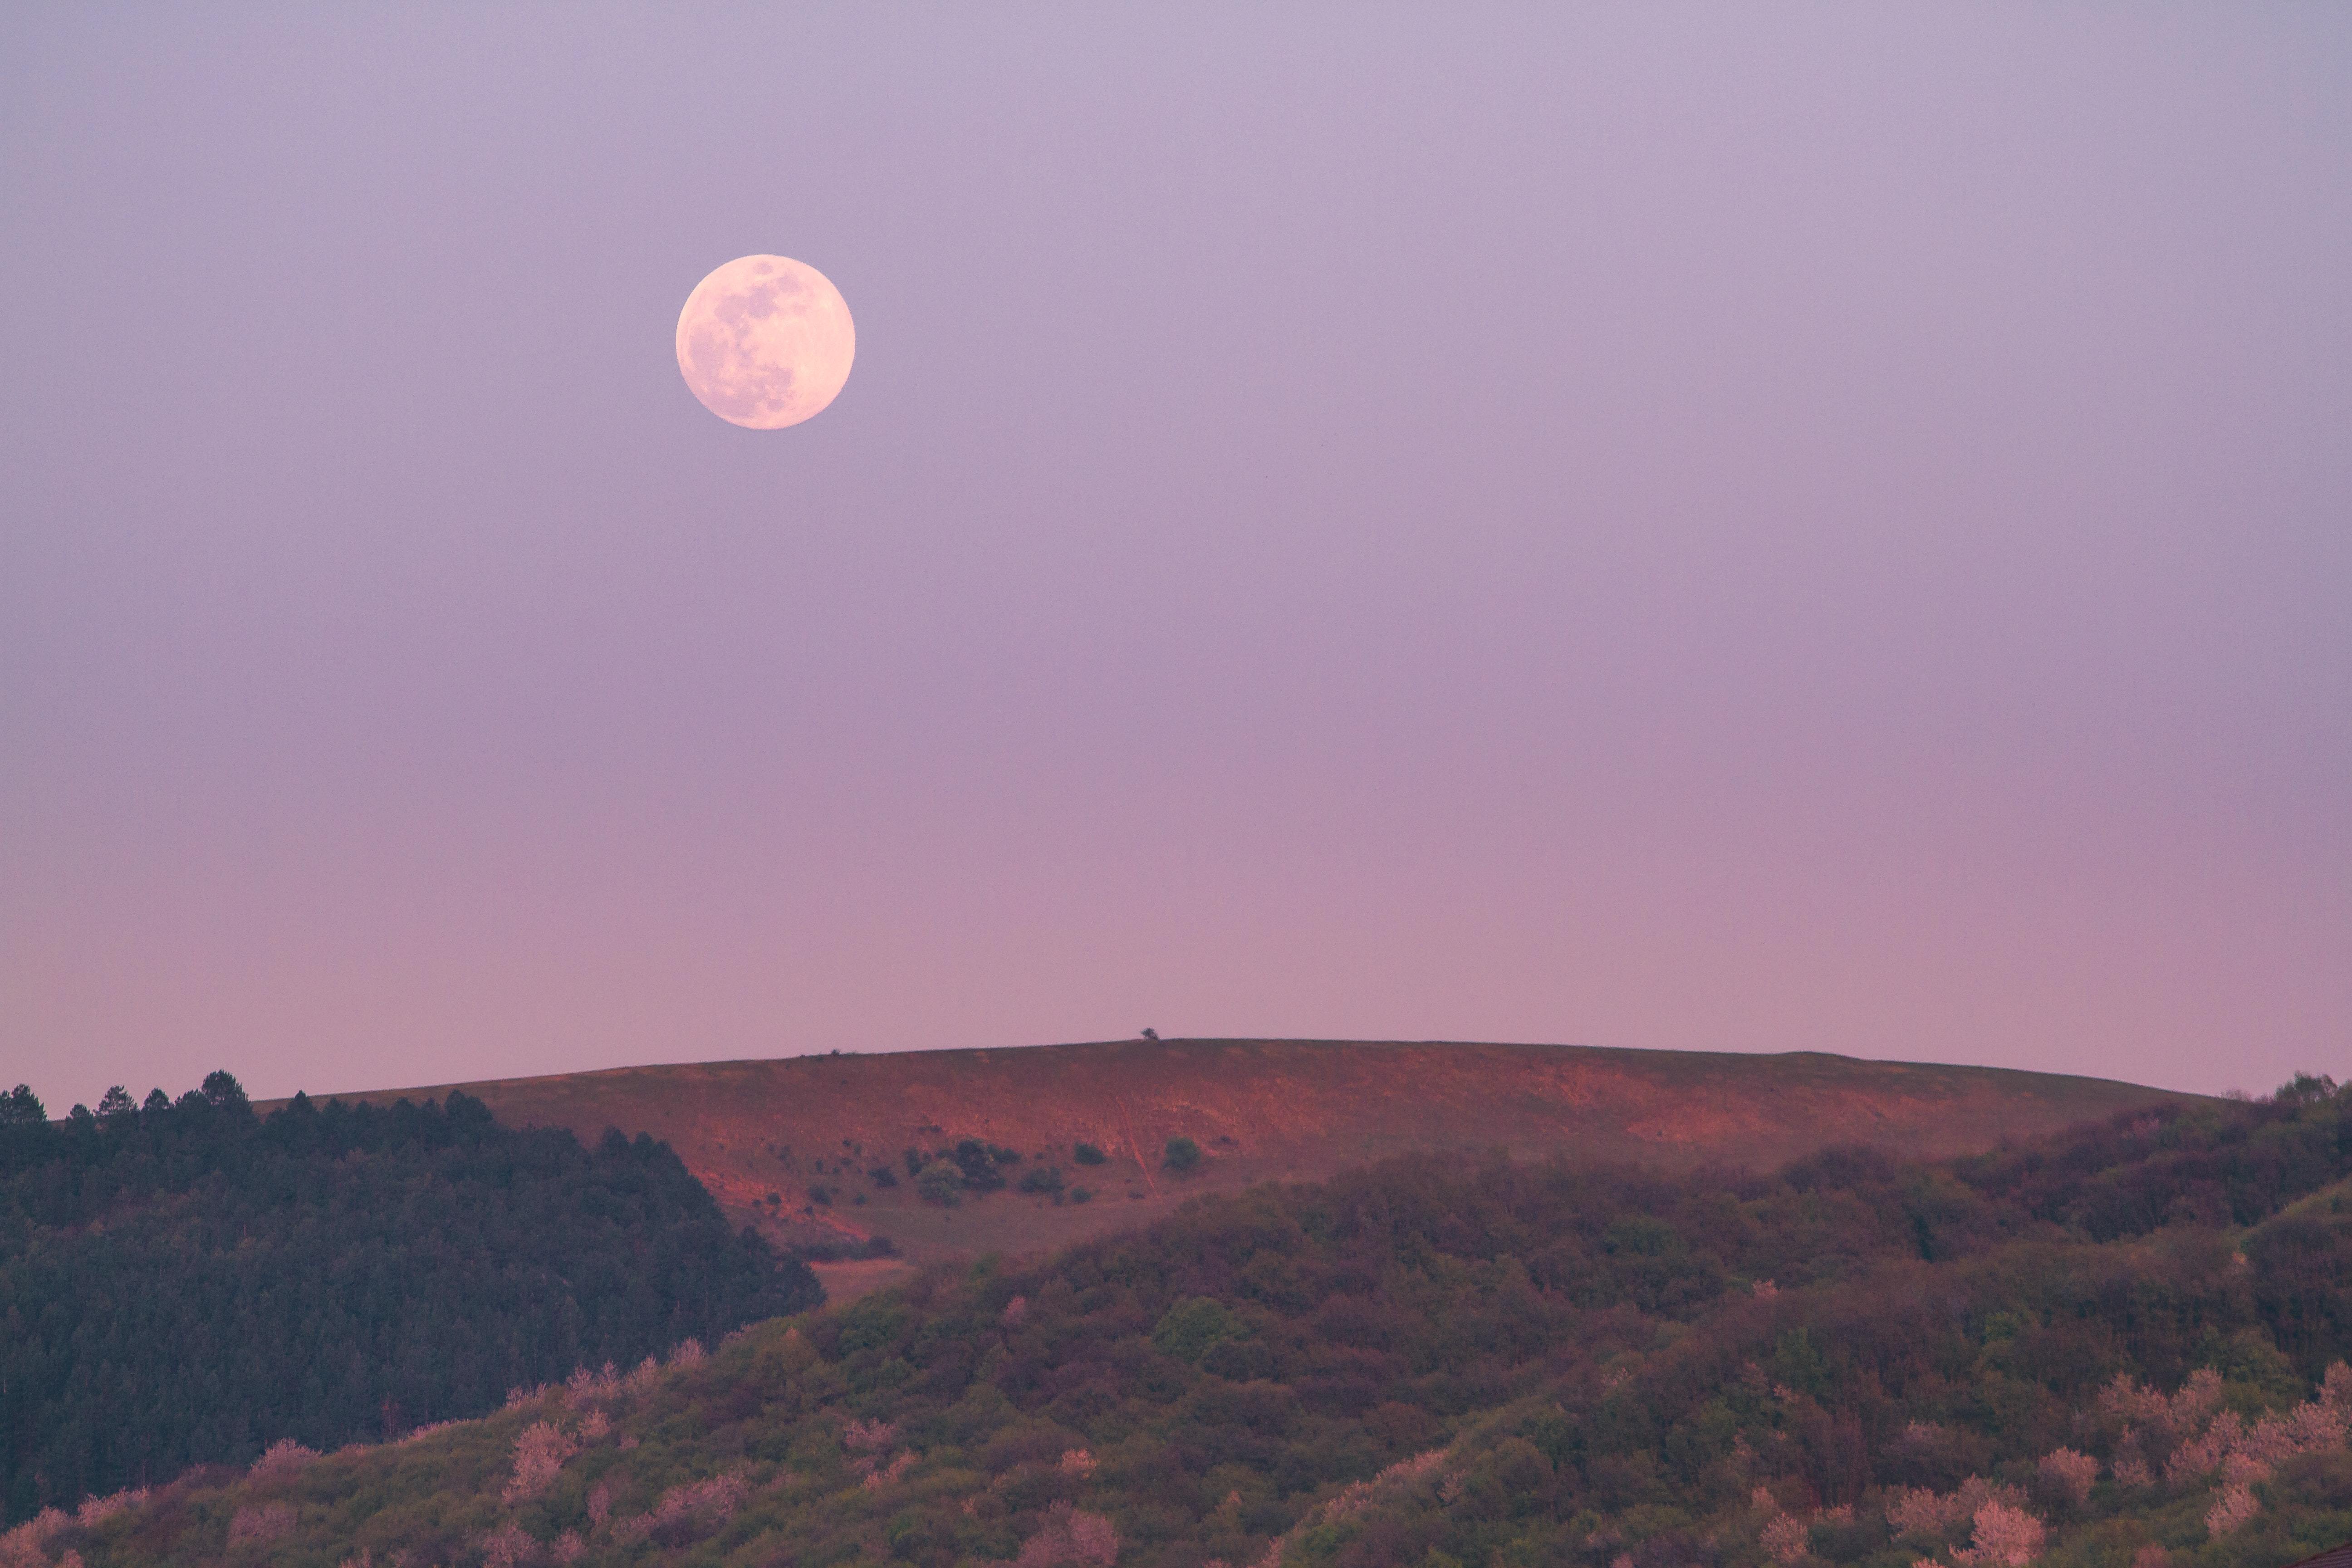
[675,255,854,429]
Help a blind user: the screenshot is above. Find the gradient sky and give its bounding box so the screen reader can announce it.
[4,6,2347,1107]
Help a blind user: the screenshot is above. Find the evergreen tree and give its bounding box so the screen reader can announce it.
[0,1074,820,1523]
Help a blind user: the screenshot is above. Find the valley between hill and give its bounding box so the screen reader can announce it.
[286,1039,2191,1286]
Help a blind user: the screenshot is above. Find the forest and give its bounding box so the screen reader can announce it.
[0,1075,820,1525]
[12,1075,2352,1568]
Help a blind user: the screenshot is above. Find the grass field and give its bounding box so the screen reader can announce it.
[274,1037,2194,1270]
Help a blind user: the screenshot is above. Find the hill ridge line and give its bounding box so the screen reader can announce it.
[261,1039,2195,1280]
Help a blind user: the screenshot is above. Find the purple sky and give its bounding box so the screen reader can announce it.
[4,7,2347,1107]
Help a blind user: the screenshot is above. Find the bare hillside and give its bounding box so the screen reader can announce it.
[284,1039,2191,1289]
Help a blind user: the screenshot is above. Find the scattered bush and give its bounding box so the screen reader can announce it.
[952,1139,1009,1192]
[1163,1135,1202,1174]
[916,1162,967,1207]
[1072,1142,1107,1166]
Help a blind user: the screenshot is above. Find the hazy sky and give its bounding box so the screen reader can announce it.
[5,7,2347,1107]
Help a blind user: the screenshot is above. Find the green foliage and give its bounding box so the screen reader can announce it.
[952,1138,1008,1192]
[0,1074,818,1525]
[1164,1136,1203,1175]
[30,1077,2352,1568]
[0,1085,49,1127]
[916,1160,967,1206]
[1019,1164,1066,1196]
[1073,1142,1108,1166]
[1151,1298,1244,1364]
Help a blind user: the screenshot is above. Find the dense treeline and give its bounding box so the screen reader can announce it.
[23,1075,2352,1568]
[0,1074,820,1524]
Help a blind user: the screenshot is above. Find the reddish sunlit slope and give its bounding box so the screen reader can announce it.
[293,1039,2189,1287]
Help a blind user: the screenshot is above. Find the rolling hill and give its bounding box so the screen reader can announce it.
[35,1073,2352,1568]
[282,1039,2193,1290]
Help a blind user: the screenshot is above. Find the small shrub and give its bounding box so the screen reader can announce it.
[1019,1166,1065,1195]
[1072,1143,1107,1166]
[868,1166,898,1188]
[1070,1186,1094,1204]
[952,1139,1008,1191]
[1163,1136,1202,1175]
[917,1162,966,1207]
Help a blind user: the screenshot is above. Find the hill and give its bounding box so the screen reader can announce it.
[0,1078,818,1525]
[32,1073,2352,1568]
[286,1039,2195,1287]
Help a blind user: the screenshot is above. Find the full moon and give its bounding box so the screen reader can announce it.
[674,255,854,429]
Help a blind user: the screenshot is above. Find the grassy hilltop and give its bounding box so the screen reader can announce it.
[285,1039,2191,1289]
